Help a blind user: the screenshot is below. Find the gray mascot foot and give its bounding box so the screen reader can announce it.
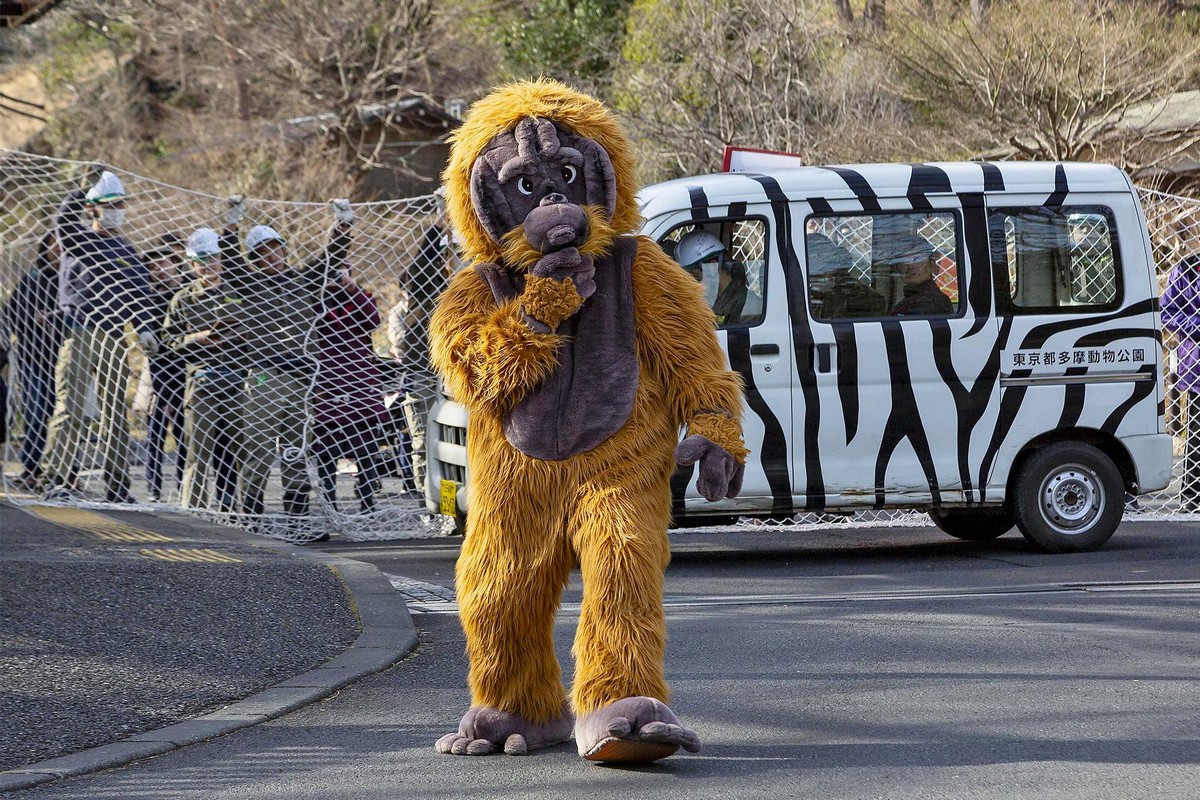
[435,704,573,756]
[575,696,701,763]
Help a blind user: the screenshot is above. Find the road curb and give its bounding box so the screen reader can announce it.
[0,511,419,794]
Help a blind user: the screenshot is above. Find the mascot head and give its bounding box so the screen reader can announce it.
[442,79,642,268]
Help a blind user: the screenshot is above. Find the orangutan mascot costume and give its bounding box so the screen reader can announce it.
[431,79,748,764]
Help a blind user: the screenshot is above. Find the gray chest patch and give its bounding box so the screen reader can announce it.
[477,237,639,461]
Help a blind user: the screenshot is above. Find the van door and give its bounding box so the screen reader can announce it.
[983,192,1161,492]
[647,206,795,518]
[794,197,1003,508]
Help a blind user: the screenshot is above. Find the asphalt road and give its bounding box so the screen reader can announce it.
[0,504,358,772]
[8,519,1200,799]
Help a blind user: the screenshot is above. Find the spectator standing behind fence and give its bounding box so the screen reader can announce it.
[162,215,246,513]
[227,200,352,526]
[143,236,188,502]
[0,232,69,490]
[1161,212,1200,513]
[312,251,385,514]
[386,223,449,495]
[41,170,158,503]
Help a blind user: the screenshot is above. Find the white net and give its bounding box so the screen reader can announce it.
[0,148,451,542]
[1,150,1197,542]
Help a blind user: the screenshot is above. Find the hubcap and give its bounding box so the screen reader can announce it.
[1039,463,1104,535]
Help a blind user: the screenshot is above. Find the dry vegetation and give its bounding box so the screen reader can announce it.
[2,0,1197,195]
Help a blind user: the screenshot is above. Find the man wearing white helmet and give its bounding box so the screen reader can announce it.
[223,198,355,525]
[41,168,158,503]
[162,219,245,513]
[675,229,752,325]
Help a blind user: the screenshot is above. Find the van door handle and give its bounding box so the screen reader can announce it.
[749,343,780,356]
[810,343,833,373]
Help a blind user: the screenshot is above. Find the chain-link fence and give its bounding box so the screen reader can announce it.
[0,148,451,542]
[1,149,1196,541]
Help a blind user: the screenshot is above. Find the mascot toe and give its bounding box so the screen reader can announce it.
[431,79,748,764]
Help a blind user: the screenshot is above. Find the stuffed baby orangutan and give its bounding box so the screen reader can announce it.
[430,79,748,764]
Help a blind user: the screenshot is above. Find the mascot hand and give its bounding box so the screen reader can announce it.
[530,246,596,299]
[675,435,745,501]
[520,247,596,332]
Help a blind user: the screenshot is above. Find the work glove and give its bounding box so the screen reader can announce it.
[225,194,247,227]
[674,435,745,501]
[330,198,355,225]
[138,330,160,358]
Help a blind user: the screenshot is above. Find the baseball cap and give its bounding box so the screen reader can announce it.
[246,224,286,253]
[85,171,127,204]
[185,227,220,259]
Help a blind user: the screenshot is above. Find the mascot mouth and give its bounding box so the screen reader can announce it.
[501,205,616,271]
[525,200,591,253]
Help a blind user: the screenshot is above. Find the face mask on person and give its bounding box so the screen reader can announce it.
[98,207,126,230]
[698,261,719,306]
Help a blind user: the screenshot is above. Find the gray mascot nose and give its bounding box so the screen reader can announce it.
[541,193,567,206]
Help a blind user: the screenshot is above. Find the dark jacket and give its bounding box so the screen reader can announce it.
[226,226,350,373]
[162,278,247,374]
[892,280,953,316]
[54,190,154,333]
[0,255,67,365]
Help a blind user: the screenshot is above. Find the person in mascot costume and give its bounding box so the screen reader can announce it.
[431,79,748,764]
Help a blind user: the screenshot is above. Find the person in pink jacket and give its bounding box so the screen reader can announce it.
[311,262,385,515]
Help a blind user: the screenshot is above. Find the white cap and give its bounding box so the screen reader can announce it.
[246,224,286,254]
[85,171,127,204]
[185,227,219,259]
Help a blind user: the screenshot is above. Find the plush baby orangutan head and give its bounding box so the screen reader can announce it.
[442,79,643,269]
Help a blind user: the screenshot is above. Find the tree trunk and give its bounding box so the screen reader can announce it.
[833,0,853,23]
[863,0,886,30]
[208,1,250,121]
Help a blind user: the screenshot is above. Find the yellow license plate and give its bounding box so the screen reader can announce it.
[439,479,459,516]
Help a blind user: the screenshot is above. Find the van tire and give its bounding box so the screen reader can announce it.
[929,509,1013,541]
[1012,442,1124,553]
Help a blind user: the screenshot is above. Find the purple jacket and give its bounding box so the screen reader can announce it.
[1162,254,1200,392]
[312,284,384,427]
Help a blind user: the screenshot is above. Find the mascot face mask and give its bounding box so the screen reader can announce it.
[469,117,617,250]
[430,79,748,765]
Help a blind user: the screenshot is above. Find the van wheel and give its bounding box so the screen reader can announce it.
[454,508,467,538]
[929,509,1013,541]
[1012,442,1123,553]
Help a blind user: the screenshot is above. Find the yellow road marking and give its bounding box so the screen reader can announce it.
[22,506,174,543]
[21,506,243,564]
[139,548,242,564]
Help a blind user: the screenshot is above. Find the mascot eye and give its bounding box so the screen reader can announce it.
[517,177,534,196]
[562,165,578,184]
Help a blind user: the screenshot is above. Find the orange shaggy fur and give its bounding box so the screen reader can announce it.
[431,80,747,725]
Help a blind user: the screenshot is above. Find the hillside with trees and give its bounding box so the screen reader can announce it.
[2,0,1197,196]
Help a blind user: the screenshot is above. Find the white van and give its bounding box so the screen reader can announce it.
[426,162,1173,552]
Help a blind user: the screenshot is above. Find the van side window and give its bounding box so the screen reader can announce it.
[804,212,961,320]
[660,218,767,327]
[988,205,1122,313]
